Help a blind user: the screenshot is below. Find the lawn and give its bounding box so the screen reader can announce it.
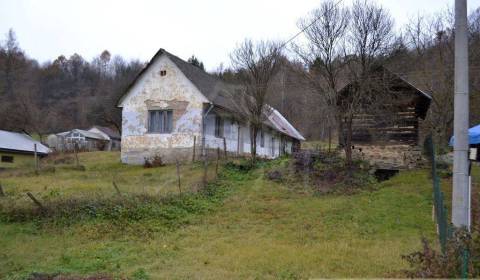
[0,151,443,279]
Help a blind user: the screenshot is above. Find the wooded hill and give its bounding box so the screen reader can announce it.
[0,5,480,148]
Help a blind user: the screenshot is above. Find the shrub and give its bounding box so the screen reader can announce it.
[143,155,164,168]
[403,228,480,278]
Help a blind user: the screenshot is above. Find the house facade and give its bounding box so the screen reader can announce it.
[117,49,304,165]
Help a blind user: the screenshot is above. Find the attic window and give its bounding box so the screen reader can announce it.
[160,70,167,76]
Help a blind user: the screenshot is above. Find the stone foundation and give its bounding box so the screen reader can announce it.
[351,144,425,170]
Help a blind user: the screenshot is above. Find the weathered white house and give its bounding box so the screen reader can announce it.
[117,49,305,165]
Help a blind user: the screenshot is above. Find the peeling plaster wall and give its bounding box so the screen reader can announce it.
[120,55,208,164]
[119,54,295,165]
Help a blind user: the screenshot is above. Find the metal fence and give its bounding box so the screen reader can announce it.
[425,135,453,252]
[425,135,469,278]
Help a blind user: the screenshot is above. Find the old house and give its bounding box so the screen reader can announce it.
[117,49,304,164]
[0,130,50,168]
[339,67,432,169]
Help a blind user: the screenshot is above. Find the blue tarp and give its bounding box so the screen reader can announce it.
[449,124,480,146]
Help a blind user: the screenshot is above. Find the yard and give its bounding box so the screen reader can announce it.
[0,151,455,279]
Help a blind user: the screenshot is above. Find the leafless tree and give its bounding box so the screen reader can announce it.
[292,0,349,152]
[294,0,393,166]
[230,39,282,161]
[404,11,454,147]
[339,0,394,165]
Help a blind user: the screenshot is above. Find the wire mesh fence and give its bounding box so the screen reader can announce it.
[425,134,469,278]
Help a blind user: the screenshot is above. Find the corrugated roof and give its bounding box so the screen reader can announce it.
[0,130,50,154]
[70,129,109,140]
[267,108,305,141]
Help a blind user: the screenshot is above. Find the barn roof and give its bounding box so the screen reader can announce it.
[0,130,50,155]
[117,48,305,141]
[89,126,121,140]
[59,129,109,141]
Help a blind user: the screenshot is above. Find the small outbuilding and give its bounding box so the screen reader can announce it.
[47,126,121,152]
[338,66,432,169]
[0,130,50,168]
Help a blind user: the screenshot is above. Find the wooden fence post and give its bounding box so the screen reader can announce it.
[215,147,220,178]
[0,183,5,197]
[26,192,45,212]
[112,181,121,195]
[176,159,182,194]
[34,144,39,173]
[202,155,208,188]
[192,136,196,162]
[223,137,227,159]
[74,143,79,167]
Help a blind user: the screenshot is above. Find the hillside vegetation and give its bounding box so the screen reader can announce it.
[0,152,440,279]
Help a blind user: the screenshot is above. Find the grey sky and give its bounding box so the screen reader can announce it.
[0,0,479,71]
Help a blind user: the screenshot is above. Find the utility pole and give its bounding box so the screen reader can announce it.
[452,0,470,228]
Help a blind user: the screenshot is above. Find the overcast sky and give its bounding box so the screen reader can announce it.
[1,0,479,71]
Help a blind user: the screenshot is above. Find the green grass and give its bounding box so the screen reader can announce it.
[0,152,442,279]
[0,152,217,206]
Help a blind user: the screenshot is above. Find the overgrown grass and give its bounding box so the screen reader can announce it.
[0,152,218,209]
[0,153,442,279]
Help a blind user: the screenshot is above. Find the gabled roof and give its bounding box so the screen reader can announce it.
[0,130,50,155]
[116,48,305,141]
[89,126,121,140]
[117,49,240,112]
[63,129,109,141]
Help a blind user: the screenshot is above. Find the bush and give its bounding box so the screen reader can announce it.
[143,155,164,168]
[403,228,480,278]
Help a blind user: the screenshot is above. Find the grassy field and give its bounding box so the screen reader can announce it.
[0,152,217,204]
[0,151,447,279]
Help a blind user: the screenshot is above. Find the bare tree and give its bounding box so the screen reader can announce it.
[230,39,282,161]
[294,0,393,166]
[403,10,455,147]
[292,0,349,152]
[340,0,394,165]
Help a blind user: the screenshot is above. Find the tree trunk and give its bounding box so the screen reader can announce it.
[251,126,258,162]
[344,116,353,167]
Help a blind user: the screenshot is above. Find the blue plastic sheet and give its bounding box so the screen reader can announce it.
[449,124,480,146]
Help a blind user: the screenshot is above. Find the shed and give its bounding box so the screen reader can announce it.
[338,67,432,169]
[0,130,50,168]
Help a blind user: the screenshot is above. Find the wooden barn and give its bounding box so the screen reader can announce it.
[339,67,431,169]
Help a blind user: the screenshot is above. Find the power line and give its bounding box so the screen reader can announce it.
[279,0,345,50]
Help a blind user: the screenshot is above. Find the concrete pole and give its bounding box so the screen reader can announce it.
[452,0,470,228]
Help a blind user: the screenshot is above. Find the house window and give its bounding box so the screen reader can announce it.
[148,110,173,133]
[1,155,14,163]
[160,70,167,76]
[260,130,265,147]
[215,115,224,138]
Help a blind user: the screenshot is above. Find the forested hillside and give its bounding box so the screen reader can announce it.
[0,29,144,137]
[0,5,480,147]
